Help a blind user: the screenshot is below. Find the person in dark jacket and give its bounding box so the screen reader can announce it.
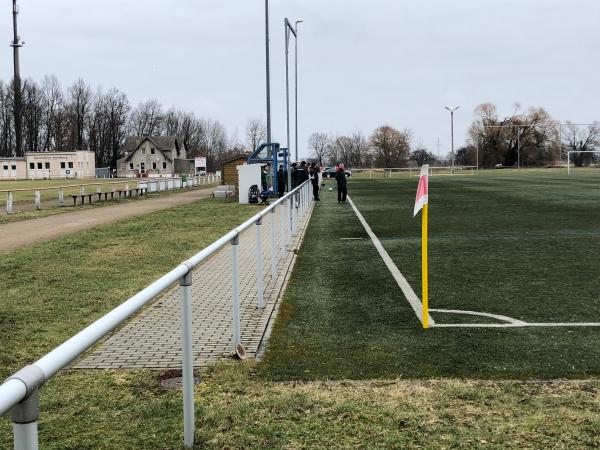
[297,161,309,184]
[277,165,286,198]
[335,163,348,203]
[309,162,320,201]
[290,162,299,189]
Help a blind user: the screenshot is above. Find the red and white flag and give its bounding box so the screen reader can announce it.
[413,165,429,217]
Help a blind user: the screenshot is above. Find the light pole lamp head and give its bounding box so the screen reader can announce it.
[445,106,460,112]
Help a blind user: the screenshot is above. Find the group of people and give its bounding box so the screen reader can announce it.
[266,160,349,203]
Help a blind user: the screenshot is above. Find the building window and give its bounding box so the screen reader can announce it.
[61,162,66,169]
[151,148,155,155]
[37,163,43,169]
[162,161,167,170]
[2,165,8,170]
[129,162,134,170]
[29,163,34,169]
[152,162,157,170]
[140,162,145,171]
[68,162,73,169]
[45,162,51,169]
[141,148,146,155]
[11,165,16,170]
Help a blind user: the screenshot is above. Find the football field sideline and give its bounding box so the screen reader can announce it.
[347,189,600,329]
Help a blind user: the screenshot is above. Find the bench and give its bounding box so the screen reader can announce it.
[69,194,94,206]
[116,188,148,199]
[96,192,115,201]
[69,188,147,206]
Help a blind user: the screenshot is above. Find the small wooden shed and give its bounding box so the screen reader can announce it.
[220,154,248,193]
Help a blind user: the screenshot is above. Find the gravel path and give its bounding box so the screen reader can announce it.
[0,187,215,253]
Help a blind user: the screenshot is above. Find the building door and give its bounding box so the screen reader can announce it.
[10,165,16,178]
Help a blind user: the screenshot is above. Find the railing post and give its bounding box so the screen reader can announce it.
[280,199,287,253]
[8,365,45,450]
[79,185,85,196]
[255,218,265,308]
[7,192,13,214]
[179,270,195,449]
[231,235,241,346]
[34,191,41,211]
[12,389,40,450]
[270,207,277,277]
[58,188,64,206]
[289,194,294,240]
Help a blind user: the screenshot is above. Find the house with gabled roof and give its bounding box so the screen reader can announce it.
[116,136,194,177]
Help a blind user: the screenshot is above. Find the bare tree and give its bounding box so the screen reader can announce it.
[67,78,92,149]
[246,118,266,152]
[369,125,411,167]
[307,132,329,165]
[129,99,163,136]
[469,103,558,167]
[563,121,600,167]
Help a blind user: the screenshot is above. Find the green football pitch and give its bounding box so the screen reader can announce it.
[261,170,600,380]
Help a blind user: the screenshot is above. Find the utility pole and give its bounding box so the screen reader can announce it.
[444,106,460,174]
[11,0,24,157]
[264,0,272,143]
[435,137,442,159]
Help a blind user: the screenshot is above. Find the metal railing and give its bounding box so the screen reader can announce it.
[0,180,312,450]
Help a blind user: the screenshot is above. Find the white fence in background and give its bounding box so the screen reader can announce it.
[1,174,220,214]
[0,181,311,450]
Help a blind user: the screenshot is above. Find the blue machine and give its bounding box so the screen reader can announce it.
[247,143,289,193]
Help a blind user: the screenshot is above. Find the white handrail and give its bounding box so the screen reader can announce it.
[0,180,311,450]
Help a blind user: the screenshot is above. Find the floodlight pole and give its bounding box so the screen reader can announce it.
[294,19,303,162]
[285,18,298,193]
[265,0,272,143]
[444,106,460,174]
[11,0,24,157]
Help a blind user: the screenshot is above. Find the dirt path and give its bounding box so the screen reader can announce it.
[0,187,215,254]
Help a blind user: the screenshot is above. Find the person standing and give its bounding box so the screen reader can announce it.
[277,164,286,198]
[297,161,309,184]
[335,163,348,204]
[310,162,320,201]
[261,164,269,192]
[290,162,299,190]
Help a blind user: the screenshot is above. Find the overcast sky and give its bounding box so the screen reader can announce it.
[2,0,598,159]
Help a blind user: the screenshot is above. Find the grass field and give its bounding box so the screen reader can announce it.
[261,171,600,379]
[1,173,599,447]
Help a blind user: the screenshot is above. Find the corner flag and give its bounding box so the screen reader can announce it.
[414,165,429,328]
[413,165,429,217]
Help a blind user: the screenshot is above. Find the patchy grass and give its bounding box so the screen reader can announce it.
[0,197,255,376]
[2,365,599,449]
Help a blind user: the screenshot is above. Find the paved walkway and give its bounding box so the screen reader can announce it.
[76,198,313,369]
[0,187,216,253]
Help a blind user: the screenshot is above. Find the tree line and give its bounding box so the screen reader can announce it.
[309,103,599,169]
[307,126,437,169]
[0,75,251,172]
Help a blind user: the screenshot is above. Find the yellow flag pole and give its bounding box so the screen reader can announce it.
[422,203,429,329]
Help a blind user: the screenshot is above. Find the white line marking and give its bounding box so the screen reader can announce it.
[429,308,526,325]
[347,196,434,327]
[431,308,600,328]
[434,323,600,328]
